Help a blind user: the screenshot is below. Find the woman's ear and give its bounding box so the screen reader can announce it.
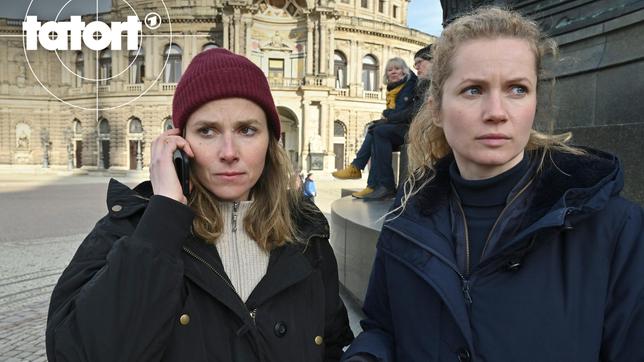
[428,96,443,127]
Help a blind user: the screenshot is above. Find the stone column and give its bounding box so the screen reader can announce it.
[350,40,361,97]
[233,9,242,54]
[223,17,230,49]
[306,19,314,75]
[319,19,327,75]
[191,30,198,59]
[144,35,154,82]
[320,101,334,172]
[314,19,320,74]
[327,20,334,88]
[243,16,252,56]
[401,2,407,25]
[301,100,310,170]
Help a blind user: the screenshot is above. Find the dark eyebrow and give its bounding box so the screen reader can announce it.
[191,119,263,128]
[456,76,534,88]
[506,77,534,86]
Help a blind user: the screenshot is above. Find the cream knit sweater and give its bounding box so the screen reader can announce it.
[216,201,269,302]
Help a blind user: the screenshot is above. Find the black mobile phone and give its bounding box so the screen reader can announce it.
[173,149,190,197]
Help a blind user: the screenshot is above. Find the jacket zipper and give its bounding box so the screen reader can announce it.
[182,245,257,325]
[480,178,534,259]
[383,224,473,306]
[453,199,471,277]
[231,201,242,295]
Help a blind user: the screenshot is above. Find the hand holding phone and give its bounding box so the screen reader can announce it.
[173,149,190,198]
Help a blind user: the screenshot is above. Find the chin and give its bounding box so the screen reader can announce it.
[206,187,244,202]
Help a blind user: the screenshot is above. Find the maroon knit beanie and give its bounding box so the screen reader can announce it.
[172,48,281,139]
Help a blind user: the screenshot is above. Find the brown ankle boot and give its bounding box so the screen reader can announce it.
[332,164,362,180]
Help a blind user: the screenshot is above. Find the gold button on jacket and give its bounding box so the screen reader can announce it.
[314,336,323,345]
[179,314,190,326]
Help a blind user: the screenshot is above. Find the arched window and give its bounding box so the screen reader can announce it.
[129,118,143,134]
[129,47,145,84]
[98,118,110,135]
[164,44,182,83]
[202,43,219,52]
[334,51,348,89]
[162,117,173,131]
[362,55,379,91]
[99,50,111,85]
[72,119,82,136]
[334,120,346,137]
[75,51,84,86]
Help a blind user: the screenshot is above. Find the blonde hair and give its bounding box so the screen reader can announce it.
[188,135,302,251]
[383,57,412,85]
[398,7,582,216]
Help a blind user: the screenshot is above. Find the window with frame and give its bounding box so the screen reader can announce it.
[72,119,82,137]
[129,48,145,84]
[129,118,143,134]
[361,0,368,8]
[98,119,110,135]
[334,121,345,137]
[379,0,385,12]
[362,55,379,91]
[75,51,84,86]
[393,5,398,18]
[99,50,111,85]
[268,58,285,79]
[334,51,348,89]
[164,44,183,83]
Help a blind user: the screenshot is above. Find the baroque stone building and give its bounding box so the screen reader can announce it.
[0,0,433,173]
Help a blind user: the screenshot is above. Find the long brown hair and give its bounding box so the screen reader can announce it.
[396,7,583,217]
[188,135,302,251]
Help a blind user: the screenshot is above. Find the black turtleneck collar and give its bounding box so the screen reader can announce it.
[450,153,530,207]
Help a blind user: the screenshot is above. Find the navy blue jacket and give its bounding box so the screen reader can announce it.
[343,148,644,361]
[381,73,418,125]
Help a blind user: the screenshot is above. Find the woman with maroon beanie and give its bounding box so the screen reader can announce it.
[46,48,353,361]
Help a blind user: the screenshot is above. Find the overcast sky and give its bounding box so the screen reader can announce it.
[0,0,442,36]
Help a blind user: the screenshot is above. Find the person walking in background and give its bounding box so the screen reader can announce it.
[332,57,417,199]
[361,44,433,200]
[303,172,317,203]
[46,48,353,362]
[343,7,644,361]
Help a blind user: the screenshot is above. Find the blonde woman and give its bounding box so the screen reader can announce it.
[46,49,353,361]
[343,7,644,362]
[333,57,418,199]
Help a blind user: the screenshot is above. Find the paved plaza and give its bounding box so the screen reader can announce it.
[0,169,366,361]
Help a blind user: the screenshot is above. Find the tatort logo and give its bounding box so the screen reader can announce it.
[22,15,142,51]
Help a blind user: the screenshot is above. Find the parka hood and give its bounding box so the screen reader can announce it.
[413,147,623,230]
